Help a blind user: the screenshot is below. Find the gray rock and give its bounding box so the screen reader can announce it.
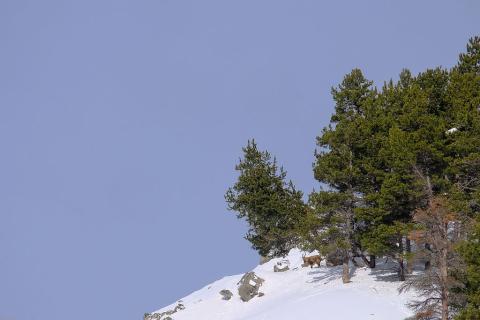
[258,292,265,297]
[144,313,161,320]
[237,272,265,302]
[174,304,185,312]
[274,259,290,272]
[219,289,233,300]
[144,302,185,320]
[273,264,289,272]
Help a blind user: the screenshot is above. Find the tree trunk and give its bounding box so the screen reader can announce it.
[441,264,449,320]
[369,255,376,268]
[406,238,413,274]
[441,289,449,320]
[342,256,350,283]
[398,258,406,281]
[440,231,449,320]
[398,238,406,281]
[359,254,376,268]
[424,243,431,270]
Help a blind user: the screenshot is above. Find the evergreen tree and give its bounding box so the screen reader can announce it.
[446,36,480,219]
[309,69,376,280]
[361,124,421,279]
[225,140,308,257]
[456,220,480,320]
[448,36,480,319]
[226,36,480,313]
[457,36,480,75]
[395,37,480,316]
[359,66,452,280]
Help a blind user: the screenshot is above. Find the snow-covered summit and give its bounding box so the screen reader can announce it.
[147,249,416,320]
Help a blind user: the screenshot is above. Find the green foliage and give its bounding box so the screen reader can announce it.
[225,140,307,257]
[457,36,480,75]
[449,39,480,317]
[225,36,480,316]
[456,220,480,320]
[309,69,374,259]
[309,38,480,285]
[306,191,352,257]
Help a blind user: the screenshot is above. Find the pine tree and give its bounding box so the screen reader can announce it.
[359,66,452,280]
[398,37,480,317]
[304,36,480,310]
[225,140,307,257]
[457,36,480,75]
[446,36,480,220]
[309,69,375,281]
[448,36,480,319]
[456,220,480,320]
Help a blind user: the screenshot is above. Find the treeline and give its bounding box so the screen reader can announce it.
[226,37,480,320]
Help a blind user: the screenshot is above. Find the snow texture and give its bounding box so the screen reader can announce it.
[446,127,458,134]
[150,249,416,320]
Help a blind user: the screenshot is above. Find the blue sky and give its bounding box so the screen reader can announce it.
[0,1,478,319]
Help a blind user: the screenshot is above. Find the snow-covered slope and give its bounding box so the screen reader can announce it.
[148,249,416,320]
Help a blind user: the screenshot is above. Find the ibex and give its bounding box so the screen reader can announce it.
[302,254,322,268]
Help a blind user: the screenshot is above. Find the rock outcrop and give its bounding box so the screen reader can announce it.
[144,302,185,320]
[273,259,289,272]
[237,272,265,302]
[219,289,233,300]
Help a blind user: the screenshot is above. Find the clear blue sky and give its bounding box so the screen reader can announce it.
[0,1,478,319]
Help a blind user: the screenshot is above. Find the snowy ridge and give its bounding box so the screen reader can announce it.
[150,249,416,320]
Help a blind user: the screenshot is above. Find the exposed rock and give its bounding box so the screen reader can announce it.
[219,289,233,300]
[175,304,185,312]
[274,264,289,272]
[144,313,161,320]
[273,260,289,272]
[237,272,265,302]
[144,302,185,320]
[352,256,365,267]
[258,292,265,297]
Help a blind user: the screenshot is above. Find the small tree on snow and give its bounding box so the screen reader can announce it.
[225,140,308,258]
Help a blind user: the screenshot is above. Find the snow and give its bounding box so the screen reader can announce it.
[446,127,458,134]
[150,249,416,320]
